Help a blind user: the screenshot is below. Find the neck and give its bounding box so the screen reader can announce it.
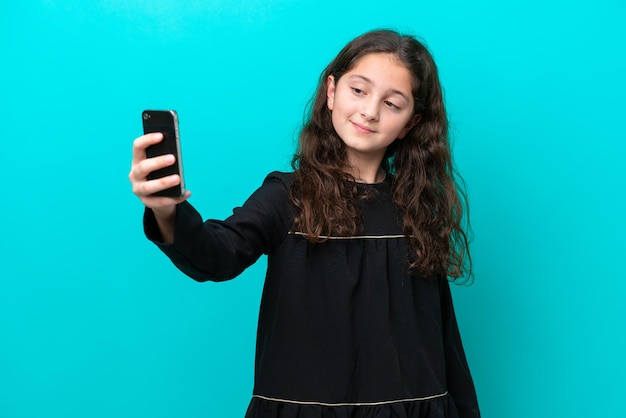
[350,166,386,184]
[345,150,387,184]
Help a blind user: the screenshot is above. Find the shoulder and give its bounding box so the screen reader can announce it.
[262,171,295,188]
[245,171,295,217]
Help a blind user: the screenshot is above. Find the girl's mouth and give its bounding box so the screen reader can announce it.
[351,121,374,134]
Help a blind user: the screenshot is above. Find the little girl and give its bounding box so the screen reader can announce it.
[129,29,480,418]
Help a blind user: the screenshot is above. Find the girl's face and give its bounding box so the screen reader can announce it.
[326,52,420,167]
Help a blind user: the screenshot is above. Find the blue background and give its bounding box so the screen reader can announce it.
[2,1,624,416]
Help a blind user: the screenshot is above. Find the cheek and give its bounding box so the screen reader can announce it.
[386,115,413,137]
[386,115,407,130]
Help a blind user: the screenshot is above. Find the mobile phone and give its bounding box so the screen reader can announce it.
[142,110,185,198]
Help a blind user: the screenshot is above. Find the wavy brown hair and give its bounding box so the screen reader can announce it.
[290,29,472,281]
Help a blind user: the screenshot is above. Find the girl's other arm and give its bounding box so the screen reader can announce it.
[128,132,191,243]
[440,279,481,417]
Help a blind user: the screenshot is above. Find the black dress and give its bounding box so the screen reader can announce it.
[144,172,480,418]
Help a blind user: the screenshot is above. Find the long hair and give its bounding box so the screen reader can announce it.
[291,29,472,281]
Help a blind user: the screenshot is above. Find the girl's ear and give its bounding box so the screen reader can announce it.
[326,75,336,110]
[398,113,422,139]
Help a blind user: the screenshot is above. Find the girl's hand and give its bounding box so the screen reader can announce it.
[128,132,191,214]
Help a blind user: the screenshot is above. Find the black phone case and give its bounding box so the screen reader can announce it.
[142,110,185,198]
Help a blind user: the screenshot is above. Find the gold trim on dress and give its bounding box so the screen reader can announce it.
[290,231,407,240]
[252,391,448,407]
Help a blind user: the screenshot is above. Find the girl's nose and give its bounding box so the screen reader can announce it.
[360,99,379,121]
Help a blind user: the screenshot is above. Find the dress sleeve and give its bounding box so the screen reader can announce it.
[143,172,293,282]
[440,278,481,417]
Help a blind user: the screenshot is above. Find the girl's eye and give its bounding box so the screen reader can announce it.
[384,100,400,110]
[351,88,365,95]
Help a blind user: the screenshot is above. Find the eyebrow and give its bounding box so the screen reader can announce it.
[347,74,410,102]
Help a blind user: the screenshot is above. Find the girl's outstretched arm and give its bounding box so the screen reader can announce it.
[143,172,292,282]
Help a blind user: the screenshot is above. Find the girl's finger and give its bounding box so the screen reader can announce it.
[139,190,192,209]
[130,154,175,181]
[131,132,163,165]
[132,174,180,197]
